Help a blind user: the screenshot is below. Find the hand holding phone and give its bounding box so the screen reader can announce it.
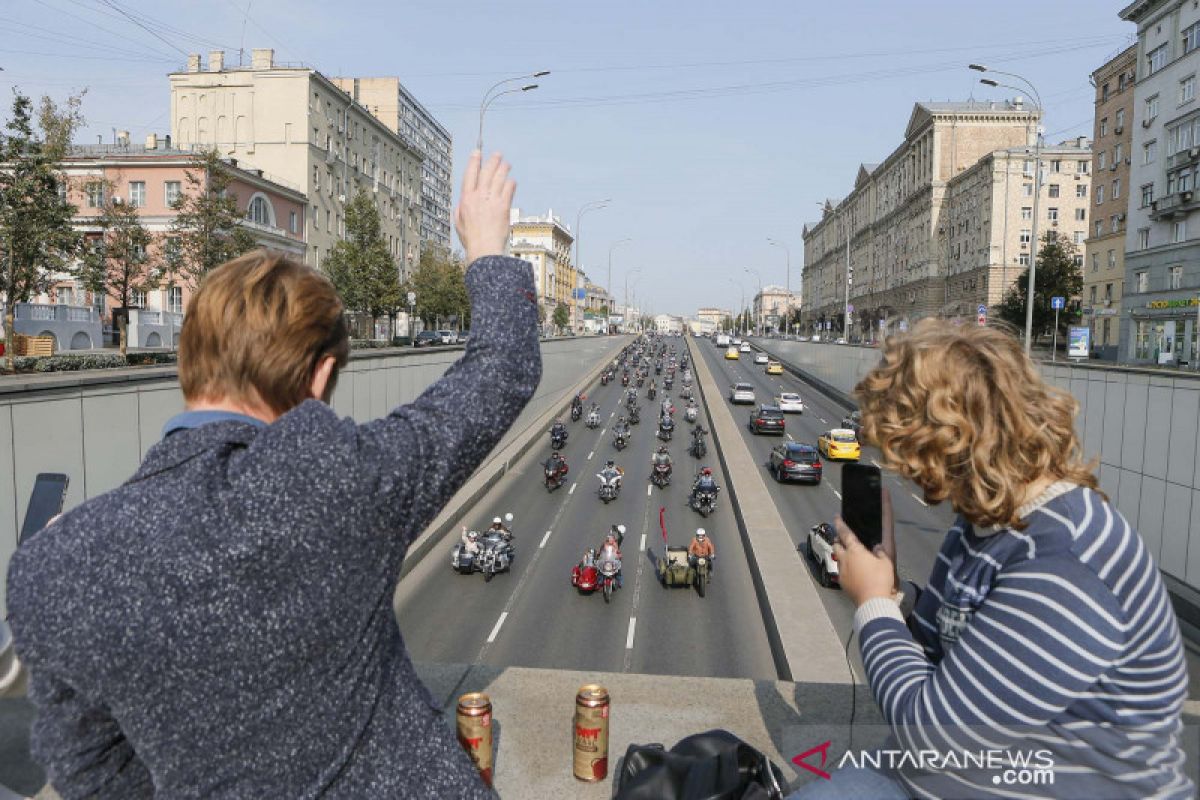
[841,464,883,550]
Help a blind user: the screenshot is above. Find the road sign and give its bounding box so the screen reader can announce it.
[407,291,416,305]
[977,313,987,327]
[977,304,987,316]
[847,304,855,314]
[1068,326,1090,359]
[1051,296,1066,310]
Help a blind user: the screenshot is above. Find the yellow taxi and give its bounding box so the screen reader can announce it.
[725,345,740,360]
[818,428,861,461]
[765,360,784,375]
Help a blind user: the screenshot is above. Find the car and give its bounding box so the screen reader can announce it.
[437,329,456,345]
[725,345,740,360]
[716,334,731,347]
[413,330,443,347]
[768,442,822,484]
[836,338,848,345]
[729,382,756,404]
[754,352,769,365]
[739,342,752,353]
[842,410,862,439]
[765,360,784,375]
[732,338,742,346]
[806,523,840,587]
[818,428,861,461]
[748,405,786,435]
[775,392,804,414]
[797,336,810,342]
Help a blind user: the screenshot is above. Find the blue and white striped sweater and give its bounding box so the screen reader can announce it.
[855,483,1193,799]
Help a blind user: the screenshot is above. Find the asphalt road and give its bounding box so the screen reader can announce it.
[692,338,958,681]
[395,343,778,680]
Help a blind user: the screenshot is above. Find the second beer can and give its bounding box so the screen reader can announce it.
[573,684,610,781]
[456,692,494,787]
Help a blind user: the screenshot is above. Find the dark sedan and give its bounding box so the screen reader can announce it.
[749,405,786,435]
[768,442,822,484]
[413,330,443,347]
[842,409,863,439]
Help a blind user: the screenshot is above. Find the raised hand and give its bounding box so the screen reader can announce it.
[454,150,517,266]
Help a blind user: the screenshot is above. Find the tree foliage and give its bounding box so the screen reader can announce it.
[996,231,1083,343]
[78,192,157,354]
[324,189,402,333]
[552,302,570,331]
[0,91,85,368]
[406,245,469,329]
[165,148,256,291]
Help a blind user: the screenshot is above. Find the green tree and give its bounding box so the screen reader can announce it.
[0,91,85,370]
[997,231,1083,344]
[552,302,570,331]
[78,192,157,354]
[324,189,402,337]
[165,148,256,292]
[406,245,468,329]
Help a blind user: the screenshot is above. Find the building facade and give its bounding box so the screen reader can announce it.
[752,285,799,332]
[1085,45,1137,360]
[802,100,1039,339]
[941,138,1093,318]
[653,314,684,334]
[510,208,576,319]
[169,49,423,278]
[696,306,731,330]
[44,137,306,331]
[330,77,452,250]
[1121,0,1200,364]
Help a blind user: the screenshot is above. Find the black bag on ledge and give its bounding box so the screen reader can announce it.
[613,729,789,800]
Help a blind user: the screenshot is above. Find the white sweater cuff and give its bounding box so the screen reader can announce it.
[854,596,905,635]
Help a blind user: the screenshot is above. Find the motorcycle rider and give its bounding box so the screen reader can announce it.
[688,528,716,577]
[543,451,568,485]
[651,445,673,482]
[487,516,513,540]
[460,527,481,559]
[551,418,568,445]
[597,526,625,588]
[691,467,720,502]
[614,415,631,443]
[586,402,601,426]
[599,459,624,492]
[660,397,674,418]
[570,393,584,417]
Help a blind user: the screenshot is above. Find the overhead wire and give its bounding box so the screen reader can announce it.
[27,0,179,61]
[0,18,178,62]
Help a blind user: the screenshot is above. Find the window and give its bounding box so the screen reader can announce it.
[57,287,73,305]
[1147,94,1161,120]
[1115,143,1124,163]
[1096,220,1105,237]
[1145,140,1158,164]
[1022,182,1034,197]
[168,286,183,314]
[1173,219,1187,243]
[1074,231,1085,245]
[1090,285,1097,304]
[1100,118,1109,137]
[1076,184,1088,198]
[1183,76,1197,105]
[85,181,104,208]
[130,289,146,308]
[1078,160,1090,174]
[164,181,181,207]
[1113,178,1121,199]
[1048,207,1059,222]
[1186,22,1200,55]
[1143,183,1155,207]
[1105,283,1113,301]
[1049,184,1060,198]
[1074,253,1085,269]
[1099,151,1108,170]
[1102,83,1111,102]
[1109,249,1116,269]
[129,181,145,208]
[1139,227,1151,248]
[1096,185,1105,204]
[1021,206,1032,221]
[1116,109,1126,130]
[1137,271,1149,292]
[1051,159,1062,173]
[1181,167,1194,192]
[1171,265,1185,289]
[1075,208,1087,221]
[1023,159,1035,176]
[1149,44,1168,75]
[164,236,180,262]
[1020,229,1032,245]
[1112,215,1120,233]
[289,210,297,234]
[247,195,273,226]
[1018,252,1030,266]
[313,165,320,188]
[1091,253,1100,272]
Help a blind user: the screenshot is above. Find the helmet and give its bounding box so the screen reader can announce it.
[493,517,502,525]
[606,460,615,468]
[606,533,617,543]
[468,531,479,541]
[703,467,713,476]
[616,524,627,535]
[696,528,706,539]
[813,522,835,537]
[658,445,668,453]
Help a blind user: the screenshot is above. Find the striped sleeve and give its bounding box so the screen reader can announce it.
[859,556,1128,740]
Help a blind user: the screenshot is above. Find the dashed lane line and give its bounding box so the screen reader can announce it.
[626,617,637,650]
[831,487,842,500]
[487,612,509,643]
[646,484,653,497]
[911,492,929,507]
[640,533,646,550]
[588,451,594,460]
[569,482,577,495]
[540,530,552,548]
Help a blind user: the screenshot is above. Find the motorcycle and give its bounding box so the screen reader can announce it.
[551,428,568,450]
[621,373,630,387]
[693,555,710,598]
[691,489,717,517]
[450,512,515,580]
[586,409,601,429]
[598,471,622,503]
[658,417,675,441]
[571,557,600,594]
[648,385,657,401]
[685,405,699,424]
[651,462,672,488]
[680,386,693,401]
[601,371,610,386]
[599,558,621,603]
[613,429,629,451]
[570,402,582,422]
[636,375,645,388]
[690,430,708,459]
[664,377,674,390]
[544,461,568,491]
[629,405,641,425]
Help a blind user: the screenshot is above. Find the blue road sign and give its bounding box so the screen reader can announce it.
[1051,296,1066,310]
[977,304,987,316]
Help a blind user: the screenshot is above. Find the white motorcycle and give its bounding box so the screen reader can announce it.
[586,408,601,429]
[598,471,622,503]
[451,512,515,581]
[684,405,698,424]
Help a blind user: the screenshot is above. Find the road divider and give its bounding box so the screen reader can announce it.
[688,336,851,686]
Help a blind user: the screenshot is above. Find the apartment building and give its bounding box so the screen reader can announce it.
[696,307,732,330]
[752,285,799,332]
[169,49,423,278]
[802,100,1039,338]
[331,77,452,250]
[1121,0,1200,364]
[510,208,576,318]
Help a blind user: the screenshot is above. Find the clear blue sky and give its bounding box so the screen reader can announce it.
[1,0,1133,316]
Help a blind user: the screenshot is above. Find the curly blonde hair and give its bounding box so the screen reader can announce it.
[854,319,1098,530]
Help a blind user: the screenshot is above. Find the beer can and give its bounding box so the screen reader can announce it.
[456,692,494,787]
[573,684,610,781]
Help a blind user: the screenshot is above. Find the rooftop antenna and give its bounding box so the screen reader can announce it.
[238,0,253,67]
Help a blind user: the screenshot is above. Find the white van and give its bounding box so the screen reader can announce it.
[715,333,731,347]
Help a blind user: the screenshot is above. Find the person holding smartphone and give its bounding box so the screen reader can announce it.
[791,320,1192,799]
[6,151,536,799]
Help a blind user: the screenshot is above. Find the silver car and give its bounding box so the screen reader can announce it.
[729,382,755,404]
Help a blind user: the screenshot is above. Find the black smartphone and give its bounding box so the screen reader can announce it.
[19,473,69,545]
[841,463,883,551]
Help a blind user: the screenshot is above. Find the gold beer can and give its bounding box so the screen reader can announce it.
[573,684,610,781]
[456,692,494,787]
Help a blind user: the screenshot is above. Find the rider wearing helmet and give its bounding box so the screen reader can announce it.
[597,524,625,588]
[487,516,513,540]
[551,418,567,441]
[688,528,716,575]
[543,451,568,480]
[652,445,672,471]
[600,459,624,490]
[691,467,719,501]
[460,526,481,557]
[614,416,630,439]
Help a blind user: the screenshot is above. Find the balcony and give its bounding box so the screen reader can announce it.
[1149,191,1198,220]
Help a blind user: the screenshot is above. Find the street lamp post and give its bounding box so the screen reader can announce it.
[972,64,1043,355]
[726,278,746,336]
[745,267,763,335]
[767,238,791,336]
[624,267,642,333]
[572,199,609,332]
[477,70,549,152]
[607,237,631,334]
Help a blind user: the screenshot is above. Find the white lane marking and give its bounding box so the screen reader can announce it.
[569,482,577,495]
[785,433,793,441]
[871,459,882,469]
[487,612,509,643]
[588,451,594,460]
[626,617,637,649]
[540,530,552,548]
[646,484,653,497]
[610,411,615,418]
[818,417,827,424]
[831,487,842,500]
[911,492,929,507]
[600,428,607,436]
[640,533,646,550]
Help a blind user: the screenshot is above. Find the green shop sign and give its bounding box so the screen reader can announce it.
[1146,298,1200,309]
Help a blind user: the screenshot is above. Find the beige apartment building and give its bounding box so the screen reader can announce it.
[696,307,732,330]
[752,286,799,332]
[1085,45,1137,359]
[942,138,1093,316]
[168,49,424,277]
[510,208,576,317]
[802,100,1041,339]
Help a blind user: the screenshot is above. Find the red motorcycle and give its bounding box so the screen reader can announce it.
[545,461,569,492]
[571,553,622,602]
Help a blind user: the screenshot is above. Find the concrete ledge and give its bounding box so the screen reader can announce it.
[748,338,858,413]
[686,337,851,686]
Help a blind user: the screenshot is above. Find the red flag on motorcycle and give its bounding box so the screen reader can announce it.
[659,507,668,546]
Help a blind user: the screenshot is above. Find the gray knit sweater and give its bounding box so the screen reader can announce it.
[6,256,542,799]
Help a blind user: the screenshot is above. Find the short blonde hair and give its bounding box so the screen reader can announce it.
[179,250,349,415]
[854,319,1098,530]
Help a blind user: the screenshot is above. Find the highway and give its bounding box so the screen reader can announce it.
[396,342,779,680]
[690,336,958,679]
